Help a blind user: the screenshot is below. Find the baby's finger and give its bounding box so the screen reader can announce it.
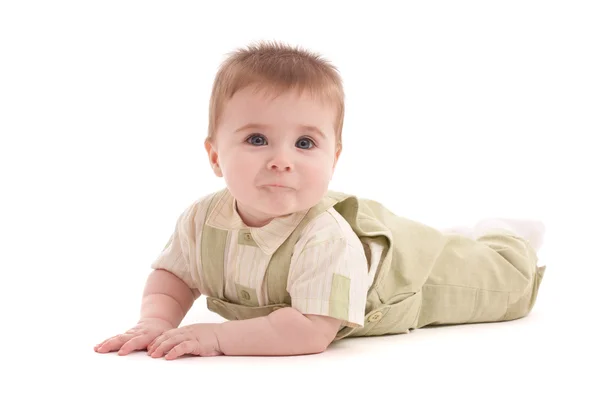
[96,333,135,353]
[165,340,198,360]
[150,336,181,358]
[146,335,162,355]
[94,326,146,352]
[118,334,151,356]
[95,337,117,352]
[94,338,112,351]
[147,330,174,354]
[147,336,160,353]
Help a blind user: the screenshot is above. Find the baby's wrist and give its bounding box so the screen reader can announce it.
[138,316,175,329]
[213,323,225,355]
[214,322,232,355]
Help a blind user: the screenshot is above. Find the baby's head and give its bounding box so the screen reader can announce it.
[204,41,345,227]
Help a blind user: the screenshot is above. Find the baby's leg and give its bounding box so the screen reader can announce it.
[425,218,546,326]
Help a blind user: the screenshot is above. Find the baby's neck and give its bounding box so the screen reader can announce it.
[235,203,291,228]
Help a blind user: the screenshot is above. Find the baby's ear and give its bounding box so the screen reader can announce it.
[332,143,342,171]
[204,139,223,177]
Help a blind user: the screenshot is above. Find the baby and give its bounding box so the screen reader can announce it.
[94,41,546,360]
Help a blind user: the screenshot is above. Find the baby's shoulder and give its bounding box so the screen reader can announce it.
[175,192,218,227]
[296,207,362,251]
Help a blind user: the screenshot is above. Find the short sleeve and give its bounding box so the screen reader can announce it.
[150,205,197,289]
[287,230,370,328]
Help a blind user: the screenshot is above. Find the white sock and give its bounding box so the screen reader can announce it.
[473,218,546,252]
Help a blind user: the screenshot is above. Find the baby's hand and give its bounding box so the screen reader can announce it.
[147,323,223,360]
[94,318,174,356]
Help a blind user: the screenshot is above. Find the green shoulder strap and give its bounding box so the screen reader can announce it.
[199,188,356,305]
[200,189,229,299]
[265,191,352,304]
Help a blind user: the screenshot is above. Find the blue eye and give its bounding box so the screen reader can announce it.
[296,137,315,149]
[246,134,267,146]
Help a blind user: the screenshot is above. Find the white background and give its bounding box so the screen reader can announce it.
[1,1,598,399]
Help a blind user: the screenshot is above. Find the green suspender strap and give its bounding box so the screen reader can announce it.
[199,189,352,321]
[200,189,229,300]
[265,191,352,304]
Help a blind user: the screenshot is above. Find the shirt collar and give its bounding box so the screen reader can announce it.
[205,188,309,255]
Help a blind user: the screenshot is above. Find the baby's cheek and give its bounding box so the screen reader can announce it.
[307,160,333,183]
[226,155,254,177]
[303,163,332,196]
[223,160,250,191]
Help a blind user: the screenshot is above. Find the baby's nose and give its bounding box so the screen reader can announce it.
[267,151,293,171]
[268,161,292,172]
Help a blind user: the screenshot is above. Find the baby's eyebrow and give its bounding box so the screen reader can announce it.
[298,125,326,140]
[234,123,270,133]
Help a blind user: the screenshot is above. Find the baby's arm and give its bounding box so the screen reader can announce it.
[140,268,200,328]
[146,308,342,359]
[215,308,342,356]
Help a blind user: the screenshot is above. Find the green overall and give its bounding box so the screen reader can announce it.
[200,189,546,341]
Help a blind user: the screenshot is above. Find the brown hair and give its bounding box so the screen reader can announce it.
[206,40,345,148]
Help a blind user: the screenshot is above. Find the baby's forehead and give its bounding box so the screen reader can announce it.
[215,84,340,137]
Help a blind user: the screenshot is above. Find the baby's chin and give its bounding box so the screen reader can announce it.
[252,191,314,216]
[256,198,303,217]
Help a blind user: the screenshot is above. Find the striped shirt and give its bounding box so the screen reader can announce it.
[150,189,383,328]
